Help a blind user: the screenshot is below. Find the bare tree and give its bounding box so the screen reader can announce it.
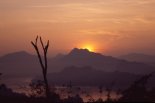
[31,36,50,98]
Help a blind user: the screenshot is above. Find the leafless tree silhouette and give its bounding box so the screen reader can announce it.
[31,36,50,99]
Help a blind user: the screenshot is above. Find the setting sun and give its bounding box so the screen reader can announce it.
[81,44,95,52]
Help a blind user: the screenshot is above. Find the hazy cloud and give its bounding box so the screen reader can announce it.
[0,0,155,56]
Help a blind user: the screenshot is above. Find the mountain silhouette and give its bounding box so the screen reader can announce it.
[1,49,155,87]
[1,49,155,75]
[43,66,141,88]
[0,51,40,74]
[49,48,155,74]
[0,51,36,63]
[0,51,42,86]
[119,53,155,67]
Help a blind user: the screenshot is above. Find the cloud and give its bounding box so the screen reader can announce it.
[78,29,127,42]
[1,0,155,56]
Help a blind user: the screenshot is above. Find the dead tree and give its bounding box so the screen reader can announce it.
[31,36,50,98]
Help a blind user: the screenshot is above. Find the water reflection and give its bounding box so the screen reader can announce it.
[54,86,121,102]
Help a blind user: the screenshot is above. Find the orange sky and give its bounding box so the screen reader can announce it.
[0,0,155,56]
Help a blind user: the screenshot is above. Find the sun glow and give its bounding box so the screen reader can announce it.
[81,44,95,52]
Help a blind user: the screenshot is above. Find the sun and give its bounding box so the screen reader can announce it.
[81,44,95,52]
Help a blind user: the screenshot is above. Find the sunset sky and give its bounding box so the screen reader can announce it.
[0,0,155,56]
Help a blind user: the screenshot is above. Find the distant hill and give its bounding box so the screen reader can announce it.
[43,66,141,88]
[1,49,155,87]
[35,66,155,89]
[0,51,35,62]
[0,51,42,86]
[1,49,155,76]
[119,53,155,67]
[0,51,40,76]
[48,48,155,74]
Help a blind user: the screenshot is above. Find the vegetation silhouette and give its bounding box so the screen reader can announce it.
[119,72,155,102]
[29,80,46,98]
[0,74,28,103]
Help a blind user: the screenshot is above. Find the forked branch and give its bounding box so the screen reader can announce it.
[31,36,50,99]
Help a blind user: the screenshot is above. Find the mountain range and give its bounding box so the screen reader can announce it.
[1,48,155,76]
[43,66,142,88]
[0,48,155,87]
[34,66,155,89]
[49,48,155,74]
[119,53,155,67]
